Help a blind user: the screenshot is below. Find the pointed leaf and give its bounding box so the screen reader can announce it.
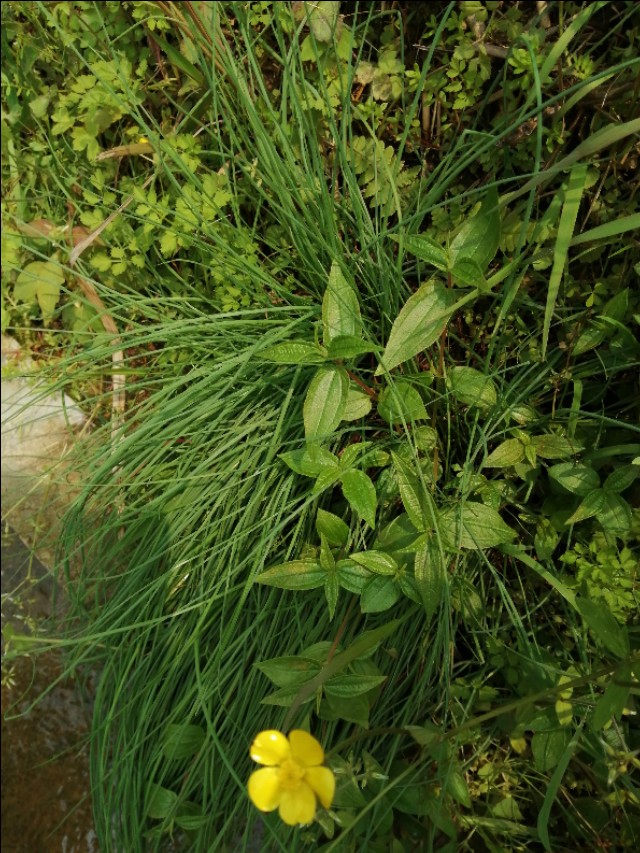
[316,509,350,546]
[595,492,632,537]
[342,388,373,421]
[450,256,488,290]
[349,550,398,575]
[303,365,348,440]
[147,784,178,820]
[254,656,321,688]
[256,561,325,590]
[378,380,427,424]
[603,464,638,495]
[322,261,361,344]
[532,434,584,460]
[341,469,377,527]
[532,729,571,773]
[162,725,205,760]
[414,536,446,620]
[336,559,371,594]
[440,502,516,550]
[280,446,339,477]
[393,233,448,271]
[327,335,375,360]
[576,597,629,658]
[449,186,500,271]
[548,463,600,496]
[391,451,429,532]
[448,366,497,409]
[484,438,525,468]
[324,674,387,698]
[360,576,401,613]
[262,341,327,364]
[565,489,606,525]
[375,284,459,375]
[324,573,340,620]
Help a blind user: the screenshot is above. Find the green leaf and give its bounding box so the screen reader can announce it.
[378,381,427,424]
[391,451,432,533]
[596,492,632,537]
[484,438,525,468]
[361,576,401,613]
[375,284,459,375]
[341,469,377,527]
[316,509,350,546]
[534,519,559,561]
[14,260,64,322]
[256,561,325,590]
[576,597,630,658]
[603,463,638,495]
[440,502,516,550]
[446,770,471,808]
[280,446,339,477]
[321,692,369,727]
[349,550,397,575]
[162,725,205,760]
[302,0,342,42]
[324,573,340,620]
[591,672,631,731]
[393,233,448,270]
[414,536,446,620]
[254,656,320,688]
[449,186,500,271]
[324,674,387,698]
[262,341,327,364]
[565,489,606,525]
[532,434,583,460]
[543,163,589,358]
[174,804,206,831]
[342,388,373,421]
[147,784,178,819]
[450,256,488,290]
[303,365,348,440]
[531,729,571,773]
[326,335,375,360]
[322,261,361,344]
[335,559,371,594]
[448,366,497,409]
[262,684,317,707]
[548,463,600,496]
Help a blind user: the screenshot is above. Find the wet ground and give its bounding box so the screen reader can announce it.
[1,524,97,853]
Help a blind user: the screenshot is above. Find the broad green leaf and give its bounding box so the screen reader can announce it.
[280,446,339,477]
[532,434,583,459]
[531,729,571,773]
[326,335,375,359]
[255,656,321,688]
[321,692,369,727]
[262,341,327,364]
[377,381,427,424]
[320,535,335,571]
[393,233,448,271]
[316,509,349,546]
[147,784,178,819]
[324,674,387,698]
[449,186,500,271]
[375,284,459,375]
[262,684,317,707]
[174,804,206,831]
[336,559,371,594]
[303,365,348,440]
[162,724,205,760]
[300,0,342,42]
[256,561,325,590]
[398,573,421,604]
[349,550,398,575]
[484,438,525,468]
[414,536,446,620]
[405,723,440,747]
[450,256,488,290]
[445,770,471,808]
[360,576,401,613]
[391,451,429,532]
[543,163,589,357]
[604,463,638,495]
[322,261,361,344]
[576,597,630,658]
[339,441,372,470]
[596,492,632,537]
[440,502,516,550]
[565,488,606,525]
[534,519,559,561]
[548,462,600,496]
[324,573,340,620]
[491,798,523,821]
[342,388,373,421]
[591,672,631,731]
[448,366,497,409]
[341,469,377,527]
[413,425,438,452]
[14,260,64,322]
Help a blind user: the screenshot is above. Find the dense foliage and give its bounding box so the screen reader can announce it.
[2,2,639,851]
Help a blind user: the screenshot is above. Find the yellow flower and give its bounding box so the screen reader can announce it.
[248,729,335,826]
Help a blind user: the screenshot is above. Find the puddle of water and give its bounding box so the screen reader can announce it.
[1,525,97,853]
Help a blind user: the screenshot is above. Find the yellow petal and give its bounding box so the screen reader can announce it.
[250,730,291,765]
[248,767,281,812]
[278,781,316,826]
[288,729,324,767]
[305,765,335,809]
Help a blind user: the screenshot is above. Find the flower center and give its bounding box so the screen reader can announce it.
[278,759,306,791]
